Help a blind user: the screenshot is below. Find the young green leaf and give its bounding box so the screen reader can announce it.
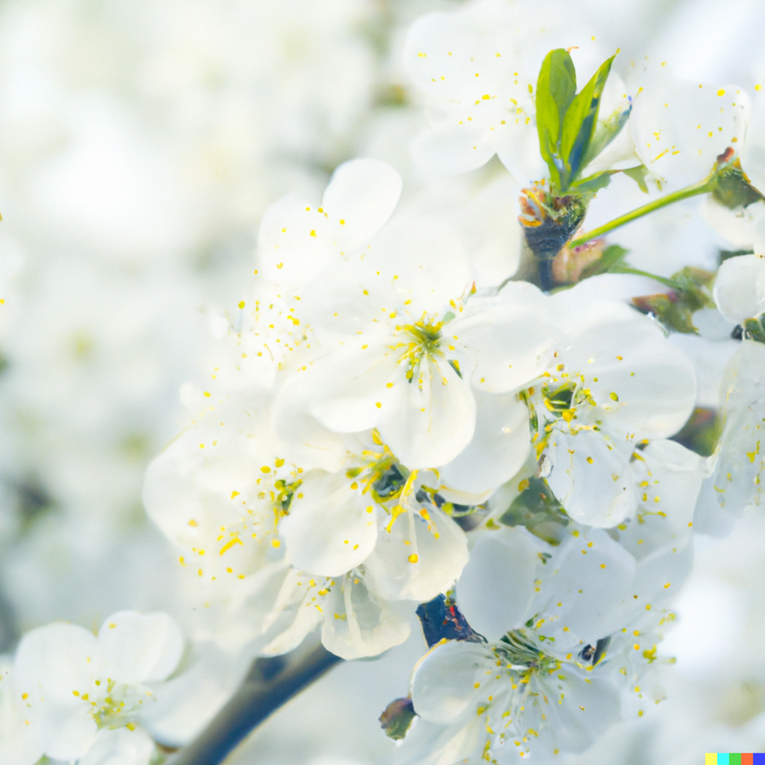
[536,48,577,188]
[622,164,650,193]
[559,54,615,189]
[631,266,715,334]
[579,243,629,280]
[581,101,631,171]
[571,169,616,195]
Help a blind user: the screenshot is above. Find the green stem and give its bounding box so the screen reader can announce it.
[167,645,342,765]
[568,177,714,249]
[608,265,683,291]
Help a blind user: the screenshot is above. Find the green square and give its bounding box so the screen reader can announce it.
[730,755,742,765]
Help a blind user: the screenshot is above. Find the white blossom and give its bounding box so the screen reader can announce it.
[11,611,184,764]
[403,0,622,183]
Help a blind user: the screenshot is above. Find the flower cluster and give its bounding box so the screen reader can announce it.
[3,1,765,763]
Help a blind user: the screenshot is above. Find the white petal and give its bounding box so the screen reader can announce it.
[695,342,765,532]
[14,623,97,707]
[397,717,486,765]
[411,640,493,724]
[533,529,637,642]
[618,439,704,558]
[0,661,44,765]
[269,371,352,473]
[306,335,400,434]
[545,429,637,528]
[321,158,402,252]
[364,506,468,602]
[560,314,697,439]
[255,192,336,287]
[98,611,185,685]
[454,174,523,286]
[40,706,98,762]
[364,215,474,316]
[379,356,476,469]
[454,284,556,394]
[320,576,411,660]
[630,76,749,189]
[281,472,378,577]
[256,569,327,656]
[714,253,765,324]
[540,672,620,754]
[456,527,541,642]
[439,390,530,495]
[411,125,497,179]
[495,122,548,183]
[78,728,154,765]
[142,642,246,748]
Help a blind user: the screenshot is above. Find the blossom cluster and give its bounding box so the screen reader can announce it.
[3,1,765,764]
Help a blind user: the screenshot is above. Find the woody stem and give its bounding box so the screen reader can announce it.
[167,644,342,765]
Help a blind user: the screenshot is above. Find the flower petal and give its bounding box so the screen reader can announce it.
[321,576,411,660]
[454,283,556,394]
[714,253,765,325]
[78,727,155,765]
[98,611,185,685]
[411,640,493,724]
[455,527,541,642]
[320,158,402,252]
[532,530,637,642]
[411,125,497,179]
[545,428,638,528]
[306,335,400,434]
[363,507,468,602]
[378,356,476,469]
[281,472,378,577]
[14,623,98,707]
[439,390,530,495]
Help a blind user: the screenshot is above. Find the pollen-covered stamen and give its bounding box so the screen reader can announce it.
[495,630,560,675]
[392,316,446,384]
[88,679,151,730]
[540,377,596,425]
[347,439,442,535]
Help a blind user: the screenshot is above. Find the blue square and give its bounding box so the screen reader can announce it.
[753,754,765,764]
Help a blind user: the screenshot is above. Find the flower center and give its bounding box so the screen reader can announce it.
[393,317,445,382]
[84,679,149,730]
[347,432,430,532]
[494,630,560,675]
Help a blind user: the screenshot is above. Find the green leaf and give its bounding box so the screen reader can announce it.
[571,169,616,195]
[559,55,615,189]
[719,248,754,263]
[579,243,629,280]
[631,266,715,334]
[671,407,721,458]
[622,164,650,193]
[581,101,631,170]
[743,313,765,344]
[536,49,577,188]
[498,477,569,545]
[712,163,765,209]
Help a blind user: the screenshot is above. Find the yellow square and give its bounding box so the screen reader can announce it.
[706,755,717,765]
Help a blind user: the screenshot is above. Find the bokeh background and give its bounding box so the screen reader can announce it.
[1,0,765,763]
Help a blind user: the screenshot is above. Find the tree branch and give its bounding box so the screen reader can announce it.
[167,644,342,765]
